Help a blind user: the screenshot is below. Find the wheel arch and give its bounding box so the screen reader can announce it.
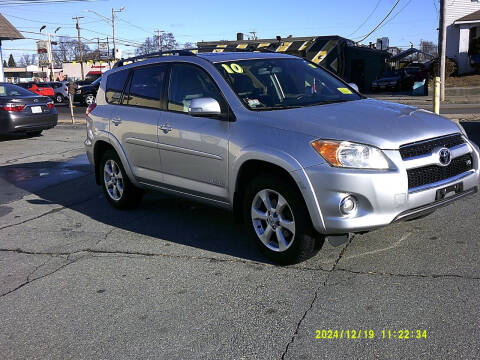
[232,157,323,232]
[93,138,138,187]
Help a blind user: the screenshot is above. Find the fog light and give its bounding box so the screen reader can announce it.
[340,195,357,215]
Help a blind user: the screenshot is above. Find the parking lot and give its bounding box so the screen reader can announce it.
[0,124,479,359]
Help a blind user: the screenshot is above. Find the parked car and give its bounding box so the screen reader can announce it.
[16,82,55,98]
[404,63,430,82]
[371,69,414,92]
[46,81,68,103]
[74,77,100,105]
[85,51,479,264]
[0,83,57,136]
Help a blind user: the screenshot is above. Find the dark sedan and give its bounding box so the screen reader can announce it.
[0,83,57,136]
[371,69,414,92]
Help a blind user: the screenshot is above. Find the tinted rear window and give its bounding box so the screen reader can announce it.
[106,70,129,104]
[124,65,166,109]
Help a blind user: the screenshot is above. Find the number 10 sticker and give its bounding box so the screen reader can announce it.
[222,63,244,74]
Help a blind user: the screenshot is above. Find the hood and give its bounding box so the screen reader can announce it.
[255,98,460,149]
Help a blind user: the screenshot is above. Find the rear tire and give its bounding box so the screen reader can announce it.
[84,94,95,105]
[55,94,64,103]
[100,149,143,209]
[243,174,322,264]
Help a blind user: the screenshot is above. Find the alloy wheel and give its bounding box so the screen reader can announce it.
[85,94,95,105]
[251,189,296,252]
[104,159,124,201]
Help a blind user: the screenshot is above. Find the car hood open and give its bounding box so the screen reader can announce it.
[256,98,460,149]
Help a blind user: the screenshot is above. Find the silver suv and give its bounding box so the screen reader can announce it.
[85,51,479,264]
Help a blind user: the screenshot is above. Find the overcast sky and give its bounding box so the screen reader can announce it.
[0,0,439,61]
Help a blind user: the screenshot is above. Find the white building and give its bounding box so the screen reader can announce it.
[446,0,480,74]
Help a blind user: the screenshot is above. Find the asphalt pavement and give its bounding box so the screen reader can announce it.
[0,125,479,359]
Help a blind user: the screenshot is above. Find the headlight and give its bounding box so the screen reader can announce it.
[311,140,390,169]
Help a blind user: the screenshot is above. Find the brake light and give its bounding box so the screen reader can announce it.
[86,103,97,116]
[47,101,55,109]
[0,104,25,112]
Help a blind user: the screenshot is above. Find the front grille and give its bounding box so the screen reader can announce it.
[400,134,464,159]
[407,154,473,189]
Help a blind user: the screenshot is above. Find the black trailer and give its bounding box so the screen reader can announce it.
[197,35,390,91]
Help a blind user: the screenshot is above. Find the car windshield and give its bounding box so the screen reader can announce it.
[0,84,36,97]
[215,58,361,110]
[379,70,401,78]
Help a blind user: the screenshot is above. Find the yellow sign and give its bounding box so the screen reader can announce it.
[337,87,353,94]
[221,63,244,74]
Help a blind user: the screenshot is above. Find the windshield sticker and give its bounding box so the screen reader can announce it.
[308,63,317,68]
[247,99,261,107]
[337,87,353,94]
[222,63,244,74]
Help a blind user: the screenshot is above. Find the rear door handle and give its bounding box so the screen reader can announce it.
[112,117,122,126]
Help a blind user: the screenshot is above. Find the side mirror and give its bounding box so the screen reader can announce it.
[188,97,222,117]
[348,83,359,92]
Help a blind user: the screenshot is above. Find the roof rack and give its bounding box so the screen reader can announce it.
[113,49,196,68]
[112,45,279,68]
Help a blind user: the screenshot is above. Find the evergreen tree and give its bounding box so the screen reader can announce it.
[2,60,7,68]
[7,54,16,67]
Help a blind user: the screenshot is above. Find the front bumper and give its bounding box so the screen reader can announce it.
[298,140,480,234]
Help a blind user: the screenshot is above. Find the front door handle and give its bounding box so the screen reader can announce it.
[159,123,173,133]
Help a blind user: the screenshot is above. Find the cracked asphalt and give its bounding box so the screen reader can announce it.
[0,125,479,359]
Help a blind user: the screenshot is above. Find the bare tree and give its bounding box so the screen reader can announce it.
[53,37,91,64]
[419,40,438,57]
[135,37,157,55]
[18,54,38,67]
[182,42,195,49]
[136,33,179,55]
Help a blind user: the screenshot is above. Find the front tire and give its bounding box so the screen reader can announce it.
[28,130,43,136]
[243,174,322,264]
[100,149,143,209]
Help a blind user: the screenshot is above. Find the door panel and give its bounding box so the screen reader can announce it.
[111,105,163,183]
[108,64,167,183]
[158,63,229,200]
[158,112,229,199]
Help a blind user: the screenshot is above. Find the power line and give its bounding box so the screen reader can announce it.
[347,0,382,37]
[356,0,401,43]
[0,0,98,6]
[375,0,413,32]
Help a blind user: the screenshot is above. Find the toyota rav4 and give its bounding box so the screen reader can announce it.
[84,50,479,264]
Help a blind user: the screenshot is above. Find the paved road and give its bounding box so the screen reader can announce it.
[0,126,479,359]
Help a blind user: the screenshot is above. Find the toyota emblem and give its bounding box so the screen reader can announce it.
[438,147,451,166]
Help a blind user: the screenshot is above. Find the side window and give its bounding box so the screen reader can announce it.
[105,70,129,104]
[168,63,223,113]
[123,65,166,109]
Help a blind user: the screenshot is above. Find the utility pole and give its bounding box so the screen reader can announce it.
[73,16,85,80]
[112,8,116,60]
[47,32,54,81]
[438,0,447,101]
[155,30,164,51]
[111,7,125,61]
